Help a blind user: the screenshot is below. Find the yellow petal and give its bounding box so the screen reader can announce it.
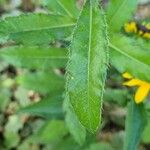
[135,84,150,104]
[143,33,150,39]
[122,72,133,79]
[124,22,137,33]
[123,79,143,87]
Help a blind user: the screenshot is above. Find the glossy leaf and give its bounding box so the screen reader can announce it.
[123,101,147,150]
[110,34,150,82]
[66,1,108,132]
[0,14,75,45]
[0,46,68,69]
[107,0,138,32]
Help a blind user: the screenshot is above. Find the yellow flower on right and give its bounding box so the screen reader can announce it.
[123,72,150,104]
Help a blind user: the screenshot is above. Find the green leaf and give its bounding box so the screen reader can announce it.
[85,142,114,150]
[107,0,138,32]
[142,120,150,144]
[123,101,147,150]
[64,97,86,145]
[66,1,108,132]
[0,13,75,45]
[104,88,129,106]
[30,120,68,144]
[44,0,79,18]
[0,46,68,69]
[17,71,65,94]
[110,34,150,82]
[18,96,63,119]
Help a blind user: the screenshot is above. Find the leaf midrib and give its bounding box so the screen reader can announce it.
[4,23,75,35]
[87,2,93,131]
[1,54,67,59]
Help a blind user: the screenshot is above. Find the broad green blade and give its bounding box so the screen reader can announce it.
[0,46,68,69]
[124,101,147,150]
[110,34,150,82]
[66,1,108,132]
[0,14,75,45]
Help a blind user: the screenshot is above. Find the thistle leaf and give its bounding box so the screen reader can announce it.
[66,1,108,132]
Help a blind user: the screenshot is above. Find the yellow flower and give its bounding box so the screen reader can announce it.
[124,22,137,33]
[123,72,150,104]
[124,21,150,39]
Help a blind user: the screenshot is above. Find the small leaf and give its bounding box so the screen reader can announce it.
[18,96,63,119]
[0,46,68,69]
[66,1,108,132]
[123,100,147,150]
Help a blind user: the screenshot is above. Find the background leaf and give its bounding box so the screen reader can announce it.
[110,34,150,82]
[18,96,63,119]
[44,0,79,18]
[0,46,68,69]
[17,71,65,94]
[0,14,75,45]
[123,100,147,150]
[107,0,138,32]
[30,120,68,144]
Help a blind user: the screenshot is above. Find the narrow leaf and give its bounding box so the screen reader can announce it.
[0,14,75,45]
[0,46,68,69]
[123,100,147,150]
[66,1,108,132]
[18,96,63,119]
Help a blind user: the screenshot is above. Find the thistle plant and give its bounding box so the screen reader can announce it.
[0,0,150,150]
